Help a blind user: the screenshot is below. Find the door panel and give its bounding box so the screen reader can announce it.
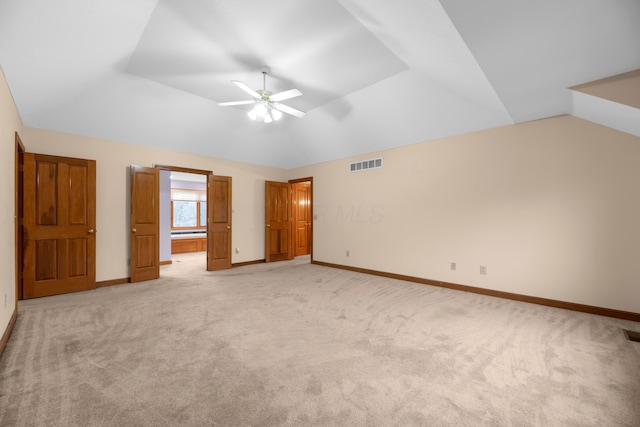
[134,235,156,267]
[35,240,57,280]
[67,239,87,276]
[69,165,88,224]
[133,171,157,223]
[292,181,311,256]
[207,175,232,270]
[211,231,229,259]
[35,161,57,225]
[265,181,293,262]
[23,153,96,298]
[130,165,160,282]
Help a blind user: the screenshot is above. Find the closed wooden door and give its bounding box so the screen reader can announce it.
[292,181,311,256]
[265,181,293,262]
[23,153,96,298]
[130,165,159,282]
[207,175,232,271]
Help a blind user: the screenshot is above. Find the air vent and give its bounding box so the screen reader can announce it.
[624,329,640,343]
[349,157,383,172]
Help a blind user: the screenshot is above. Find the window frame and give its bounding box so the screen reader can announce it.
[170,189,207,231]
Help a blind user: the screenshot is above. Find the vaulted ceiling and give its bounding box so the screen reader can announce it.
[1,0,639,168]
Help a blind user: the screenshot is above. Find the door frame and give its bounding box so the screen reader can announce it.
[15,133,24,301]
[264,177,313,263]
[289,177,313,261]
[154,164,213,271]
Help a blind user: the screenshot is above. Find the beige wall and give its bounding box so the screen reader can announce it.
[0,66,21,335]
[571,69,640,109]
[20,127,287,282]
[290,115,640,313]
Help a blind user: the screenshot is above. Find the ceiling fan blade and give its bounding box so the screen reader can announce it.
[270,88,302,102]
[274,103,306,118]
[232,80,260,99]
[218,100,255,106]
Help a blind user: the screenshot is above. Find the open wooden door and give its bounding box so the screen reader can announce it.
[130,165,159,282]
[23,153,96,298]
[292,181,311,256]
[207,175,232,271]
[265,181,293,262]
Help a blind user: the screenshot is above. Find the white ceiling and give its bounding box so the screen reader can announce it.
[169,171,207,183]
[1,0,639,169]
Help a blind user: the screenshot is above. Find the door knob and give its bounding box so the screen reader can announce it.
[266,224,271,227]
[132,228,137,233]
[227,226,231,230]
[88,229,95,234]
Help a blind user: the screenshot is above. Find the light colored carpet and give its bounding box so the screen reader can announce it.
[1,253,639,426]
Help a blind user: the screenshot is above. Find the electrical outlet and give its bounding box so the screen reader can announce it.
[480,266,487,275]
[235,247,240,254]
[450,262,456,271]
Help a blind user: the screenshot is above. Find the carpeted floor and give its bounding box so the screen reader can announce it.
[1,253,639,426]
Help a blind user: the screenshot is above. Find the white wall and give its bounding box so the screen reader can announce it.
[20,127,287,282]
[0,66,21,335]
[289,115,640,314]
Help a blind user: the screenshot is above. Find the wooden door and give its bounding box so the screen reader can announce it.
[23,153,96,298]
[130,165,159,282]
[207,175,232,270]
[265,181,293,262]
[292,181,311,256]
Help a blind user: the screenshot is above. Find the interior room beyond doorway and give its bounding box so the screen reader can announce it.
[160,170,208,267]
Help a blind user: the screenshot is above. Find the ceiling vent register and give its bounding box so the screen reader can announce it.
[349,158,383,172]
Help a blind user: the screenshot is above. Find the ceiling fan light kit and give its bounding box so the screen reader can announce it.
[218,67,305,123]
[248,101,282,123]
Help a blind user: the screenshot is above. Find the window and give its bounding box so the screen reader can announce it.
[173,201,198,227]
[171,189,206,229]
[199,202,207,227]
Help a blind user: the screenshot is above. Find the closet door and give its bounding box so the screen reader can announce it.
[265,181,293,262]
[23,153,96,298]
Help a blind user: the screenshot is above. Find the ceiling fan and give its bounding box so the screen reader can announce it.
[218,67,306,123]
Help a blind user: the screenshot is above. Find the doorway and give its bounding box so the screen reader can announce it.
[265,177,313,263]
[291,179,312,257]
[162,171,208,266]
[16,137,98,299]
[153,165,232,275]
